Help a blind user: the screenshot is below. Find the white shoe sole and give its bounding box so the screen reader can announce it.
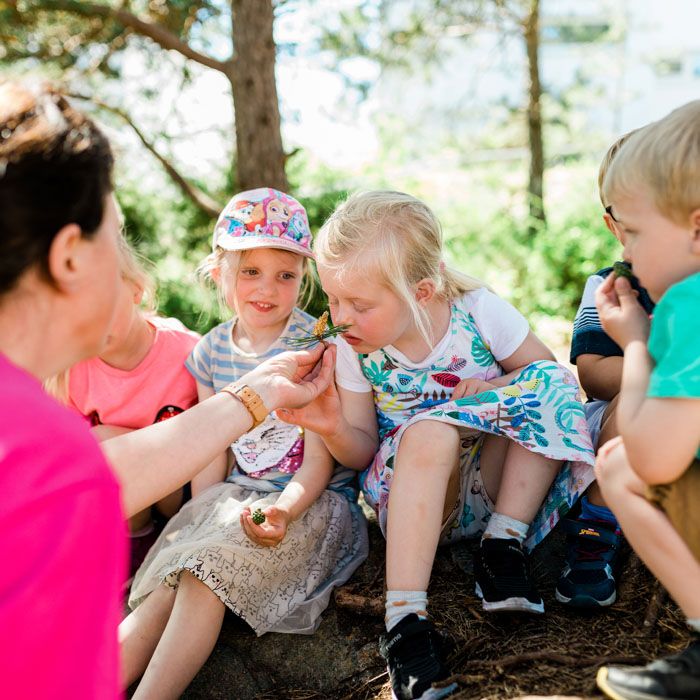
[391,682,459,700]
[475,583,545,614]
[555,588,617,608]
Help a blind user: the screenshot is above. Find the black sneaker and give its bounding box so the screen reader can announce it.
[555,517,623,609]
[474,537,544,613]
[379,614,458,700]
[597,636,700,700]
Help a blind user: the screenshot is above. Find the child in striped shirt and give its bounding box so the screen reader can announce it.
[121,188,367,698]
[556,131,654,610]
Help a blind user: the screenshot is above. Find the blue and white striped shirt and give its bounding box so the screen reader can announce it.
[186,308,358,500]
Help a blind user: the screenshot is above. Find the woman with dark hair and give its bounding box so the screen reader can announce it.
[0,81,334,699]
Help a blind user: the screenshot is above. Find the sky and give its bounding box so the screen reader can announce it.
[99,0,700,190]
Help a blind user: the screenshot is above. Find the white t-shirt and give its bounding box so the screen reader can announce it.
[335,287,529,392]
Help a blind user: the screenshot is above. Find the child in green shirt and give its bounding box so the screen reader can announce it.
[593,101,700,700]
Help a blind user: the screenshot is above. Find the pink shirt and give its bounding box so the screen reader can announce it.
[69,316,200,428]
[0,353,127,699]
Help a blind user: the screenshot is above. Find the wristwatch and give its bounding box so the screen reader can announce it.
[221,383,268,429]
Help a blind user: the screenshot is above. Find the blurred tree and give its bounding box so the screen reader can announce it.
[2,0,288,211]
[320,0,546,228]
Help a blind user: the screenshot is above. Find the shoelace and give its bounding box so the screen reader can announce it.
[570,523,619,565]
[572,541,609,563]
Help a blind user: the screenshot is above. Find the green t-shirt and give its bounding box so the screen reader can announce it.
[647,271,700,458]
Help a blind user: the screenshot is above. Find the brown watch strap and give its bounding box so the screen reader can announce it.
[221,383,268,429]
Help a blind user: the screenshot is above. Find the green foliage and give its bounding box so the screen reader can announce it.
[445,198,620,322]
[117,184,223,335]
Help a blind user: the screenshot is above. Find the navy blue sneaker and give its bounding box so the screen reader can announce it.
[379,614,458,700]
[597,636,700,699]
[555,517,623,608]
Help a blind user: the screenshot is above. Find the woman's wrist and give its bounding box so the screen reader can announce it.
[243,373,279,413]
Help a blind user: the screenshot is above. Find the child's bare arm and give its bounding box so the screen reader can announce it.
[595,274,700,482]
[191,382,227,496]
[489,330,555,386]
[240,431,334,547]
[452,331,555,398]
[320,386,379,470]
[617,339,700,483]
[576,354,623,401]
[277,352,379,471]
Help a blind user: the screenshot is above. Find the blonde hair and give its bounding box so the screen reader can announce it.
[598,128,641,207]
[603,100,700,225]
[44,232,156,402]
[197,247,318,315]
[316,190,485,347]
[117,232,156,312]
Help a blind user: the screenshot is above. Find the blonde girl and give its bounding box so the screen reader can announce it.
[280,191,595,700]
[50,234,200,580]
[121,188,368,699]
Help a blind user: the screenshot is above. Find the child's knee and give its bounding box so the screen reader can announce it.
[595,441,635,497]
[401,420,459,452]
[396,421,460,473]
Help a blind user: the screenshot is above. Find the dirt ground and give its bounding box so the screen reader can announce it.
[312,515,688,700]
[177,332,690,699]
[178,513,689,700]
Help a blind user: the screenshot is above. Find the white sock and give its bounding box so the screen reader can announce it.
[482,512,529,545]
[385,590,428,632]
[688,618,700,633]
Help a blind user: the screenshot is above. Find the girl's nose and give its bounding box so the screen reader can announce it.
[256,275,274,295]
[332,304,352,328]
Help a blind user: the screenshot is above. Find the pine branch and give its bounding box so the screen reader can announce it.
[27,0,231,73]
[70,93,223,219]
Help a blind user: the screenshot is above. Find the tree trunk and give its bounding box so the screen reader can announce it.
[524,0,545,229]
[228,0,288,192]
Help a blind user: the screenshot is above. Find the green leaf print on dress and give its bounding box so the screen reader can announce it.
[471,334,493,367]
[363,358,392,386]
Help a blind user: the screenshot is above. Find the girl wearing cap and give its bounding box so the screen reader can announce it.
[121,188,369,698]
[0,81,336,700]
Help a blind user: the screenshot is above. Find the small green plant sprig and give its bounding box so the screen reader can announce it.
[251,508,266,525]
[284,311,351,348]
[613,261,633,280]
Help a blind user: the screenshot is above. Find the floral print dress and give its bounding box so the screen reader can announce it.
[338,289,595,550]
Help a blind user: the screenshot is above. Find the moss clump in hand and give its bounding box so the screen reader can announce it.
[613,261,633,280]
[251,508,266,525]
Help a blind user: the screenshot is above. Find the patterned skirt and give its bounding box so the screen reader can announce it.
[128,482,368,635]
[361,360,596,550]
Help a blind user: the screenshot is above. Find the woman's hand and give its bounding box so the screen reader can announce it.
[276,371,344,437]
[595,274,650,349]
[240,504,291,547]
[244,344,336,414]
[452,378,496,400]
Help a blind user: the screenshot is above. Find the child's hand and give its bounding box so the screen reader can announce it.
[452,378,496,400]
[244,343,336,413]
[595,274,650,348]
[240,504,291,547]
[277,374,344,438]
[594,435,626,483]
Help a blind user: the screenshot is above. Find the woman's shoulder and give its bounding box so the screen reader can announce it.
[0,357,114,493]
